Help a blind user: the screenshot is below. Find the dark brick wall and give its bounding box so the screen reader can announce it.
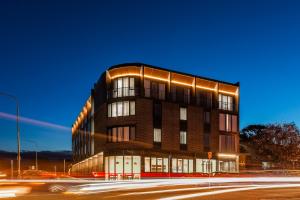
[162,102,180,151]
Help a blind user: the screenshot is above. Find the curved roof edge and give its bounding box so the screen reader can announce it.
[107,62,239,86]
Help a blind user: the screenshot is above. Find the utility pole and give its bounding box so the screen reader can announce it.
[63,159,66,175]
[11,160,13,179]
[0,92,21,178]
[36,151,38,170]
[54,165,57,176]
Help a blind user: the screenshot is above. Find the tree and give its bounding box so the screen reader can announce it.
[241,123,300,168]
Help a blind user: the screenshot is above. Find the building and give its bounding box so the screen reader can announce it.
[71,63,240,179]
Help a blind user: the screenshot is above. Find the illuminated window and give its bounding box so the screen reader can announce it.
[196,159,217,173]
[123,101,129,116]
[154,128,162,143]
[180,131,187,144]
[112,102,117,117]
[112,77,135,98]
[163,158,169,172]
[117,102,123,116]
[123,127,129,141]
[107,126,135,142]
[180,107,187,120]
[144,157,150,172]
[219,113,238,132]
[151,157,157,172]
[219,94,233,111]
[130,101,135,115]
[144,79,151,97]
[107,101,135,118]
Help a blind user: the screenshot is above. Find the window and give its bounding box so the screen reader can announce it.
[112,77,135,98]
[107,126,135,142]
[107,101,135,118]
[112,102,117,117]
[183,88,190,104]
[117,102,123,116]
[232,115,238,132]
[123,127,129,141]
[180,107,187,120]
[144,79,151,97]
[204,112,210,124]
[145,157,169,173]
[159,83,165,100]
[204,134,210,148]
[130,101,135,115]
[219,113,238,132]
[129,77,135,96]
[123,101,129,116]
[145,157,150,172]
[196,90,212,108]
[180,131,187,144]
[219,94,233,111]
[153,103,162,128]
[196,159,217,173]
[154,128,162,142]
[171,86,176,101]
[151,157,157,172]
[172,158,193,173]
[219,135,237,153]
[108,104,111,117]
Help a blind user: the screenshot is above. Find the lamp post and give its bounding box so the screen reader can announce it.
[0,92,21,178]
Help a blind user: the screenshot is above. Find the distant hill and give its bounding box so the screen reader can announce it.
[0,150,72,172]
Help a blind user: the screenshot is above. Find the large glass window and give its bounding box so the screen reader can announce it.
[180,107,187,120]
[180,131,187,144]
[107,126,135,142]
[219,135,237,153]
[108,101,135,118]
[144,157,150,172]
[112,77,135,98]
[105,156,141,179]
[154,128,162,143]
[219,94,233,111]
[196,91,212,108]
[172,158,193,173]
[145,157,169,173]
[219,113,238,132]
[151,157,157,172]
[196,159,217,173]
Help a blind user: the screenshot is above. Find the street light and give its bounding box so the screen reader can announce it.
[0,92,21,178]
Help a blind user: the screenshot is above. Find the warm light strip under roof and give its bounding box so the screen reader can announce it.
[196,85,216,91]
[110,73,141,79]
[171,80,193,87]
[144,74,169,82]
[219,90,238,96]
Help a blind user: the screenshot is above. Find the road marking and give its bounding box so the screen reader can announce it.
[159,184,300,200]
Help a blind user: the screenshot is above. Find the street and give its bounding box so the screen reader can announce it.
[2,177,300,199]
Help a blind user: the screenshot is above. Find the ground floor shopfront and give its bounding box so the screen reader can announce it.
[71,151,239,179]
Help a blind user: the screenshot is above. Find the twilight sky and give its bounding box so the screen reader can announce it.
[1,0,300,151]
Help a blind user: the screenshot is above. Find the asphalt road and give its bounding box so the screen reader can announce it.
[2,178,300,200]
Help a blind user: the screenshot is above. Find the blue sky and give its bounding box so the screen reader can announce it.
[1,0,300,151]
